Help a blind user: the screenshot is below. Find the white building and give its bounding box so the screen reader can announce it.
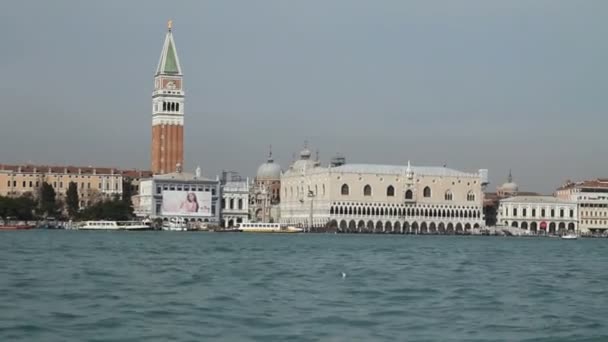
[134,166,221,224]
[556,179,608,234]
[498,196,577,234]
[221,178,250,227]
[250,150,281,223]
[280,147,488,233]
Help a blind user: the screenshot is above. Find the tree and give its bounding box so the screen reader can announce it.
[39,182,58,218]
[79,197,133,221]
[66,182,79,218]
[0,195,36,221]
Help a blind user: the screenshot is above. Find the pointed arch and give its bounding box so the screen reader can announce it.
[386,185,395,197]
[341,184,349,195]
[405,189,413,200]
[363,184,372,196]
[423,186,431,198]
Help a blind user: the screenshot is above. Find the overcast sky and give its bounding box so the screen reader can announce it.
[0,0,606,193]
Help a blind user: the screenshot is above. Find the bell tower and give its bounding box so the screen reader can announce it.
[151,20,184,174]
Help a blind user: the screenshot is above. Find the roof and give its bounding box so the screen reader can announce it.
[0,164,151,177]
[329,164,478,177]
[556,179,608,191]
[154,171,216,183]
[500,196,573,204]
[156,28,182,75]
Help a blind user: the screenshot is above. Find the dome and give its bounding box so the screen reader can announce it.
[499,170,518,193]
[256,157,281,180]
[300,148,312,159]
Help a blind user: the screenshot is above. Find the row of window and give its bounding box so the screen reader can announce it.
[339,184,476,202]
[7,180,116,191]
[580,203,608,208]
[582,211,608,217]
[162,101,180,112]
[505,207,574,219]
[330,205,482,219]
[156,185,216,195]
[584,220,607,225]
[222,198,245,210]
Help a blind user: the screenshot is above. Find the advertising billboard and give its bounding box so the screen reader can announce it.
[161,190,212,217]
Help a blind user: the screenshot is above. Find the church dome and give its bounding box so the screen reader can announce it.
[300,148,312,159]
[256,152,281,180]
[498,170,518,193]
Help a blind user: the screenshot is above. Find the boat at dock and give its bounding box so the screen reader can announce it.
[162,217,188,231]
[561,233,578,240]
[0,224,36,230]
[237,223,303,233]
[76,221,152,231]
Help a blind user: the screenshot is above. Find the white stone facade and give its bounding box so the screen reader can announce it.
[221,179,250,227]
[280,149,488,233]
[498,196,577,233]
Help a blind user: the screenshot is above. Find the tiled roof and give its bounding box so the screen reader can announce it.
[556,179,608,191]
[0,164,151,177]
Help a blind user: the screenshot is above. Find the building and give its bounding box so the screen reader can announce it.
[498,196,577,234]
[221,172,250,227]
[483,171,540,226]
[151,20,185,174]
[250,149,281,222]
[556,179,608,234]
[0,164,150,208]
[135,166,221,224]
[280,146,488,233]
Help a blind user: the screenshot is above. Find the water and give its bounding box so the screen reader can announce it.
[1,231,608,341]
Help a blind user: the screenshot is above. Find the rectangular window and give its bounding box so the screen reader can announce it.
[87,183,90,189]
[22,181,26,187]
[551,209,555,217]
[155,203,161,214]
[513,208,517,217]
[12,181,16,187]
[522,208,527,217]
[212,188,216,196]
[532,209,536,217]
[6,181,9,187]
[59,182,63,188]
[29,181,32,187]
[35,181,39,187]
[570,209,574,218]
[99,183,102,189]
[157,186,161,194]
[560,209,564,218]
[212,205,216,215]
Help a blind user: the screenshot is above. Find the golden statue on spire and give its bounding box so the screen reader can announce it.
[167,19,173,31]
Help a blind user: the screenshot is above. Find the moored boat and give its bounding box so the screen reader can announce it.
[0,224,36,230]
[162,217,188,231]
[561,233,578,240]
[237,222,303,233]
[76,221,152,231]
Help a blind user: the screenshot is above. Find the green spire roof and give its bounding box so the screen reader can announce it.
[156,30,182,75]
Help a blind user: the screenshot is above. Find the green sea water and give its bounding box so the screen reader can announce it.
[1,231,607,341]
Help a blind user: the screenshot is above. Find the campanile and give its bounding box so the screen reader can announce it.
[151,20,184,174]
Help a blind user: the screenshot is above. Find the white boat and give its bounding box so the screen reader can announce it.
[162,217,188,231]
[561,233,578,240]
[237,222,303,233]
[77,220,152,231]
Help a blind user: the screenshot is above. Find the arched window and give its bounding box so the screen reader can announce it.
[423,186,431,198]
[172,102,176,111]
[341,184,349,195]
[238,199,243,210]
[467,191,475,201]
[386,185,395,197]
[162,102,167,111]
[444,190,453,201]
[363,185,372,196]
[229,198,234,209]
[176,103,180,112]
[405,189,413,200]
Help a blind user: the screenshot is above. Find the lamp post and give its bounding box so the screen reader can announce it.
[307,190,315,232]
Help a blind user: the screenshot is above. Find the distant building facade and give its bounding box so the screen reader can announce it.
[151,21,185,174]
[556,179,608,234]
[280,146,488,233]
[135,166,221,224]
[498,196,577,234]
[221,172,250,227]
[250,150,281,222]
[0,164,150,208]
[483,170,540,226]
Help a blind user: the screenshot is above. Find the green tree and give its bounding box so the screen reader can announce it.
[38,182,58,218]
[79,197,133,221]
[66,182,79,218]
[0,195,36,221]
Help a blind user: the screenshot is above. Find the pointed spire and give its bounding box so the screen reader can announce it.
[156,20,182,75]
[267,145,274,163]
[508,169,513,183]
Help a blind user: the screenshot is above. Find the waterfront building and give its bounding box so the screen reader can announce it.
[250,149,281,222]
[555,179,608,234]
[0,164,150,208]
[483,171,540,226]
[221,172,250,227]
[135,166,221,224]
[151,20,185,174]
[280,146,488,233]
[497,196,577,234]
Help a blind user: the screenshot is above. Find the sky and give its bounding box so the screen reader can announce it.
[0,0,606,193]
